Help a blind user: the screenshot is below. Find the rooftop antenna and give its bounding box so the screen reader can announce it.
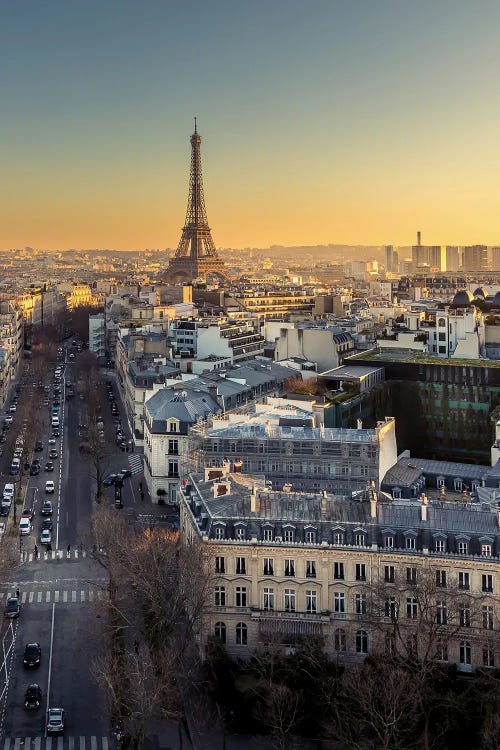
[194,116,197,134]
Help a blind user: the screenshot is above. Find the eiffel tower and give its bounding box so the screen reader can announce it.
[164,120,228,283]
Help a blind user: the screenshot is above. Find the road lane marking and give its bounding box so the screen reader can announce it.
[45,603,55,737]
[80,590,85,602]
[91,738,97,750]
[12,741,19,750]
[71,591,76,603]
[54,591,59,603]
[21,593,27,604]
[29,592,34,603]
[63,591,68,603]
[37,592,42,603]
[57,737,63,750]
[3,739,10,750]
[45,591,50,603]
[68,738,74,750]
[79,736,85,750]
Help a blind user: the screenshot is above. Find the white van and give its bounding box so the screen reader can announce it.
[19,517,31,535]
[51,417,60,428]
[3,484,14,500]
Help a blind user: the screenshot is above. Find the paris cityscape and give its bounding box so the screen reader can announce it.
[0,2,499,749]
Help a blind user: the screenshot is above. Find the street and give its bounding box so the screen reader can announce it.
[0,347,147,746]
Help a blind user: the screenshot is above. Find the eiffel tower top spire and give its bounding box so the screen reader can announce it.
[164,123,228,283]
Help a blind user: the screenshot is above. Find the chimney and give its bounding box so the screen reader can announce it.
[312,400,325,427]
[233,458,242,473]
[357,418,363,430]
[321,489,328,516]
[250,486,260,513]
[369,480,377,518]
[421,493,428,522]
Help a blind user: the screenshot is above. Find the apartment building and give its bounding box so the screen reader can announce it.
[0,301,23,406]
[196,403,397,494]
[89,313,105,361]
[180,470,499,670]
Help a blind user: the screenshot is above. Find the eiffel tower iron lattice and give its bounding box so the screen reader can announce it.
[164,120,228,283]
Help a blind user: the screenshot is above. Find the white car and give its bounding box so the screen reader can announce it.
[40,528,52,545]
[4,415,13,425]
[3,484,14,500]
[48,437,56,445]
[51,417,60,428]
[19,518,31,535]
[0,522,5,537]
[45,481,55,494]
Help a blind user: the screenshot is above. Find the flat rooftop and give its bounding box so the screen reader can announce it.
[348,349,500,368]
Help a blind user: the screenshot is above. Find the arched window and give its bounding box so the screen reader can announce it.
[236,622,247,646]
[214,621,226,644]
[356,629,368,654]
[334,628,346,652]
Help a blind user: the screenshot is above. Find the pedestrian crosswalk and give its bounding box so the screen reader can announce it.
[2,737,111,750]
[128,454,142,474]
[20,549,87,564]
[0,588,108,605]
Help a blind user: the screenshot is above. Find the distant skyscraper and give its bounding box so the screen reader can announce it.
[412,245,443,270]
[445,246,460,272]
[492,247,500,271]
[164,120,228,284]
[385,245,394,272]
[462,245,488,272]
[417,231,421,246]
[392,249,399,273]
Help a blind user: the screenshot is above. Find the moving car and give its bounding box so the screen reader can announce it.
[48,437,56,445]
[49,449,58,460]
[103,474,117,487]
[5,597,20,618]
[41,500,53,515]
[23,642,41,668]
[46,707,65,734]
[45,461,54,472]
[41,518,53,531]
[40,528,52,546]
[51,417,59,428]
[45,481,55,494]
[22,507,35,522]
[19,518,31,535]
[24,683,42,709]
[10,458,20,475]
[30,463,40,476]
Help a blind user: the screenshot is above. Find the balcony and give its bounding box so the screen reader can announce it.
[251,609,330,623]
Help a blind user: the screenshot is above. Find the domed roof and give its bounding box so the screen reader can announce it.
[492,291,500,308]
[452,289,474,306]
[473,287,487,299]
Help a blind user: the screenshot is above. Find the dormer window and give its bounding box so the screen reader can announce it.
[332,528,344,545]
[304,527,316,544]
[214,526,225,540]
[354,530,366,547]
[283,526,295,543]
[236,527,246,541]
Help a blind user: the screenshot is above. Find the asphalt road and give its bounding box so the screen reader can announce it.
[0,348,138,745]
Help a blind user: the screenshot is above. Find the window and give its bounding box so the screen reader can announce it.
[284,589,296,612]
[263,588,274,610]
[438,332,446,341]
[436,639,448,661]
[458,572,470,591]
[263,558,274,576]
[385,565,395,583]
[406,634,418,657]
[169,421,178,433]
[481,543,492,557]
[334,562,345,580]
[406,536,416,550]
[458,541,468,555]
[306,590,317,614]
[356,630,368,654]
[306,560,317,578]
[482,574,493,593]
[305,529,316,544]
[333,530,344,545]
[235,587,247,607]
[434,539,446,553]
[355,563,366,581]
[385,597,398,619]
[436,570,447,588]
[406,597,418,619]
[168,439,178,455]
[214,622,226,643]
[436,600,447,625]
[483,644,495,668]
[334,628,346,652]
[168,459,179,478]
[384,535,394,548]
[459,641,471,666]
[482,605,494,630]
[214,526,225,540]
[284,559,295,577]
[355,593,367,615]
[334,592,345,614]
[407,567,417,585]
[355,533,366,547]
[460,606,471,627]
[215,556,225,574]
[215,586,226,607]
[235,557,246,575]
[236,527,246,541]
[263,528,274,542]
[236,622,247,646]
[283,528,295,542]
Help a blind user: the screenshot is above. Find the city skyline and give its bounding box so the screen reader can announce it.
[2,1,500,250]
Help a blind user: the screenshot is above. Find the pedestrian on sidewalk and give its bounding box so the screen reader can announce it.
[139,481,143,491]
[34,544,39,560]
[16,588,19,599]
[67,543,71,557]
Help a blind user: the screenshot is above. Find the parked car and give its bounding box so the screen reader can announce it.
[21,507,35,522]
[103,474,117,487]
[23,642,41,668]
[3,483,14,500]
[117,468,132,481]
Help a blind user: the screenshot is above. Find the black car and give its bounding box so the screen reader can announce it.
[44,461,54,472]
[34,441,43,452]
[103,474,117,487]
[23,642,41,668]
[24,683,42,709]
[117,468,132,481]
[5,597,20,618]
[30,464,40,476]
[49,450,58,460]
[41,518,53,531]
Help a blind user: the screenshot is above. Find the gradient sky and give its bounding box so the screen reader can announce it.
[1,0,500,250]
